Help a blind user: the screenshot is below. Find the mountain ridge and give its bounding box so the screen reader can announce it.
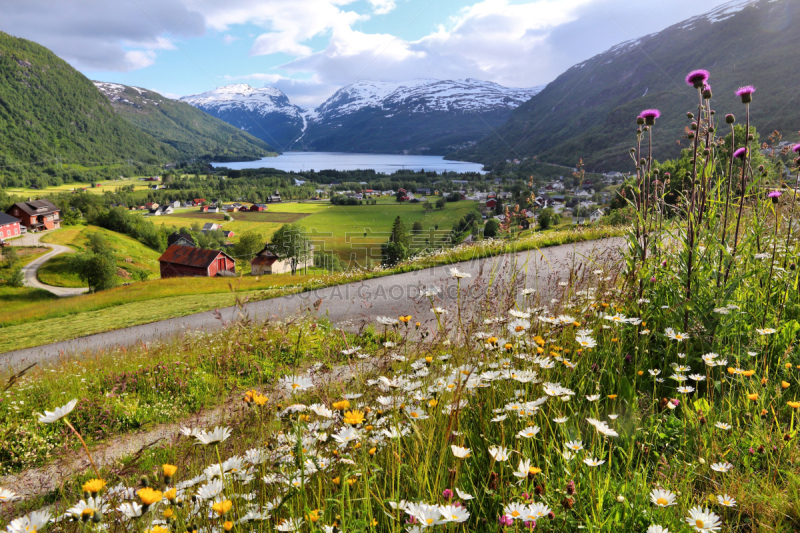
[448,0,798,171]
[93,81,275,161]
[181,79,543,155]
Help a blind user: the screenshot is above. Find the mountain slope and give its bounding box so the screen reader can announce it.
[180,85,305,150]
[450,0,800,171]
[0,31,177,169]
[180,79,542,156]
[302,79,542,154]
[94,82,276,161]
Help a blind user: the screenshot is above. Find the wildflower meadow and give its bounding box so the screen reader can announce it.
[4,69,800,532]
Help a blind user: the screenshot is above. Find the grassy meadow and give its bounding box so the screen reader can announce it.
[4,179,154,197]
[38,226,161,287]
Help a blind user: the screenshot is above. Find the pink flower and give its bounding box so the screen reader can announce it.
[685,69,710,88]
[736,85,755,103]
[733,147,748,160]
[499,515,514,527]
[793,144,800,154]
[442,489,453,500]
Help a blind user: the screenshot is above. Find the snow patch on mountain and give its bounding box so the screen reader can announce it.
[315,79,543,121]
[180,84,303,119]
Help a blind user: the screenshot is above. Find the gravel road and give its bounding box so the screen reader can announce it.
[9,231,87,297]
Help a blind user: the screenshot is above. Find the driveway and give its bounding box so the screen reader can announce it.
[1,237,624,370]
[9,231,87,297]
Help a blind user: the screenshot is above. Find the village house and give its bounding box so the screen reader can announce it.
[193,198,207,206]
[250,244,314,275]
[167,232,195,247]
[201,223,221,233]
[223,230,235,238]
[250,204,268,212]
[0,212,22,240]
[158,245,235,278]
[149,205,173,216]
[6,200,61,232]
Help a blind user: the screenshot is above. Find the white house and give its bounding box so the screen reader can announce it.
[202,223,221,232]
[251,245,314,275]
[590,209,605,223]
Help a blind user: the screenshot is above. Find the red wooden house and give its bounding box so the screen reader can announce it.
[0,213,22,240]
[486,198,497,208]
[250,204,268,212]
[158,245,236,279]
[193,198,207,206]
[6,200,61,231]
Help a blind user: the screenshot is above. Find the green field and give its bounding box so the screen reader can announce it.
[298,199,480,262]
[151,203,330,242]
[38,226,161,286]
[4,178,153,196]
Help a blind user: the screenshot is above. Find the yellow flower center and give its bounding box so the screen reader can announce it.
[426,519,434,524]
[696,519,704,528]
[511,511,520,517]
[291,383,300,389]
[656,498,668,506]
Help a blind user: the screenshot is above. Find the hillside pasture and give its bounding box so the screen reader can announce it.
[38,226,161,286]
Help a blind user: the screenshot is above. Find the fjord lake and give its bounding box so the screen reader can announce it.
[212,152,487,174]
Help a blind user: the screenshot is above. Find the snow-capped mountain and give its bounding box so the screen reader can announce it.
[314,79,542,121]
[179,79,542,155]
[180,85,306,149]
[304,79,543,154]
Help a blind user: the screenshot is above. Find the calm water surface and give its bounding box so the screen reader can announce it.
[212,152,486,174]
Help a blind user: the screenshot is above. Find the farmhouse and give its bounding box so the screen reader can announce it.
[250,204,268,212]
[251,244,314,275]
[0,213,21,240]
[167,232,195,247]
[202,223,221,232]
[158,245,235,278]
[6,200,61,231]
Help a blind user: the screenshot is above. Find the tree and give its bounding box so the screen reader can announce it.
[484,219,500,238]
[412,221,423,234]
[7,267,24,287]
[3,246,18,268]
[435,198,446,209]
[71,249,117,292]
[269,224,312,275]
[383,216,410,265]
[233,231,264,263]
[538,208,560,230]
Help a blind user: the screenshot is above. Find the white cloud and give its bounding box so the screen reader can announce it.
[280,0,734,97]
[367,0,397,15]
[0,0,204,71]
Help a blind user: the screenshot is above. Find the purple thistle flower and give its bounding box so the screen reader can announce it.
[736,85,755,103]
[793,144,800,154]
[768,190,782,198]
[640,109,661,126]
[733,147,748,160]
[685,69,710,88]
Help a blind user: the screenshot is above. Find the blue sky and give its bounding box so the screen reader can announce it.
[1,0,733,107]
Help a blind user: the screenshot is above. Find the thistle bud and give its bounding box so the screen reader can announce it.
[636,116,645,125]
[709,126,715,132]
[703,149,710,156]
[691,122,698,131]
[688,132,695,139]
[758,165,765,172]
[725,114,735,124]
[629,148,636,154]
[566,480,576,495]
[703,87,712,99]
[640,158,647,166]
[687,112,694,119]
[748,134,754,141]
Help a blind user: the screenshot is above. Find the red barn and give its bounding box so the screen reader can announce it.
[250,204,268,212]
[7,200,61,231]
[158,245,236,279]
[0,213,22,240]
[486,199,497,208]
